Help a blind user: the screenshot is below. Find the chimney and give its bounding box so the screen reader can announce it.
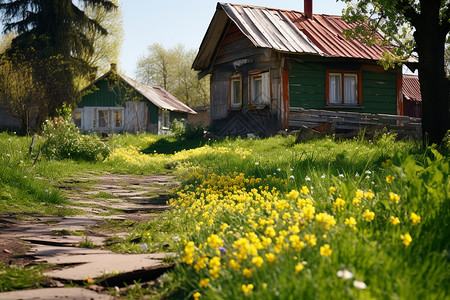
[110,63,117,72]
[304,0,313,19]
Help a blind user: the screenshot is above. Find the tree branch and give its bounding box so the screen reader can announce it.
[394,0,419,27]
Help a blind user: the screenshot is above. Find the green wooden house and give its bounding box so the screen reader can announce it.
[76,64,196,134]
[193,2,417,136]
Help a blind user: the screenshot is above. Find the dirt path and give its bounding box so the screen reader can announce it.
[0,173,180,299]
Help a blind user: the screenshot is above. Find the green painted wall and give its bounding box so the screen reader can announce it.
[289,61,398,114]
[79,75,161,124]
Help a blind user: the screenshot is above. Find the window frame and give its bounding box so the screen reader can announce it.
[229,74,242,108]
[249,70,271,106]
[161,110,170,130]
[98,109,109,129]
[326,70,362,107]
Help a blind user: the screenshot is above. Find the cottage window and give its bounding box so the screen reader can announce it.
[250,71,270,106]
[328,72,359,105]
[113,110,123,128]
[98,110,109,128]
[161,110,170,129]
[230,75,242,108]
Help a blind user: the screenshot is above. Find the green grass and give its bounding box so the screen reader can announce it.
[0,262,47,292]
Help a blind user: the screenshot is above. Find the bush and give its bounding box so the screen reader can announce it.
[170,119,205,140]
[41,105,110,161]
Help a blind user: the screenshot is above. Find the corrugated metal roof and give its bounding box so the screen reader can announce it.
[220,3,323,55]
[120,74,197,114]
[193,3,404,71]
[402,74,422,102]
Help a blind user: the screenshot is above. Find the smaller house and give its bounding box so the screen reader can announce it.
[402,74,422,118]
[76,64,196,134]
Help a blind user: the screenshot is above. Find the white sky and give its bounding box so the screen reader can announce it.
[119,0,348,78]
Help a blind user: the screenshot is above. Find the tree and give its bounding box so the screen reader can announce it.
[341,0,449,145]
[136,43,210,108]
[0,0,117,128]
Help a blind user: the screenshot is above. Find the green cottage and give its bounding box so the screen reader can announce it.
[193,2,419,137]
[75,64,196,134]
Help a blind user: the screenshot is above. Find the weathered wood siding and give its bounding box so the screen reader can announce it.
[289,62,326,109]
[78,79,123,108]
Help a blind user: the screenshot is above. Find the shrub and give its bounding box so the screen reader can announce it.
[41,105,110,161]
[170,119,205,140]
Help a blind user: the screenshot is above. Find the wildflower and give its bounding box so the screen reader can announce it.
[265,226,276,237]
[352,197,361,207]
[199,278,210,288]
[219,247,227,255]
[364,190,374,200]
[277,168,281,172]
[333,197,345,211]
[389,192,400,204]
[320,244,332,256]
[329,186,336,194]
[229,259,240,271]
[362,209,375,222]
[305,176,311,181]
[243,268,253,278]
[337,269,354,279]
[401,233,412,246]
[386,175,395,183]
[389,216,400,225]
[344,217,357,230]
[288,190,299,199]
[174,236,180,242]
[410,212,421,224]
[339,174,344,178]
[242,284,254,295]
[321,174,326,179]
[193,292,201,300]
[304,234,317,247]
[355,172,360,177]
[295,263,304,274]
[207,234,223,248]
[252,256,264,268]
[353,280,367,290]
[255,162,259,165]
[355,189,364,198]
[300,186,309,194]
[289,175,295,179]
[141,244,148,251]
[265,253,276,263]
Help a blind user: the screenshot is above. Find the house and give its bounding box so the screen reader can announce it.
[76,64,196,134]
[402,74,422,118]
[193,1,417,136]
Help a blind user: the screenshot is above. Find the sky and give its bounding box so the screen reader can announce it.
[119,0,348,78]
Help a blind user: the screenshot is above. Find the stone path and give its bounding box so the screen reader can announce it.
[0,173,179,299]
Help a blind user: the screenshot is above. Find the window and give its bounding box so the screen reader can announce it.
[230,75,242,108]
[328,72,359,105]
[113,110,123,128]
[98,110,109,128]
[161,110,170,129]
[250,71,270,105]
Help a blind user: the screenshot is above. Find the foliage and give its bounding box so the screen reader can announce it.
[41,104,110,161]
[169,119,205,141]
[0,0,118,122]
[340,0,449,145]
[135,43,210,108]
[0,262,46,292]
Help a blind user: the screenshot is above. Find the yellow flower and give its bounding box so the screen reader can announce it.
[193,292,201,300]
[362,209,375,222]
[386,175,395,183]
[320,244,332,256]
[243,268,253,278]
[300,186,309,195]
[352,197,361,207]
[410,212,421,224]
[304,234,317,247]
[207,234,223,248]
[265,253,276,263]
[401,233,412,246]
[364,190,374,200]
[242,284,254,295]
[199,278,210,288]
[355,189,364,199]
[329,186,336,194]
[252,256,264,268]
[295,263,304,274]
[264,226,276,237]
[389,192,400,204]
[344,217,357,230]
[333,197,345,211]
[389,216,400,225]
[288,190,299,199]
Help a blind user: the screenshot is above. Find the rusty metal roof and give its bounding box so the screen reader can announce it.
[193,3,400,71]
[402,74,422,102]
[120,74,197,114]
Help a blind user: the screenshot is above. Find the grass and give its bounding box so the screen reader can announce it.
[0,130,448,299]
[0,262,47,292]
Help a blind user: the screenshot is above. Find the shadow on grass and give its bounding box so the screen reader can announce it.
[141,137,206,155]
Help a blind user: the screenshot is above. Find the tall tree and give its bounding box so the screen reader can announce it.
[136,43,209,108]
[0,0,117,127]
[340,0,449,145]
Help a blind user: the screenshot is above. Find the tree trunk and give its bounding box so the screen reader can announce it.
[414,6,449,145]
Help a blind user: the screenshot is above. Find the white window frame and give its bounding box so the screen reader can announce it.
[96,107,124,130]
[98,109,109,129]
[249,71,270,106]
[112,109,124,128]
[161,110,170,129]
[328,72,359,105]
[230,75,242,108]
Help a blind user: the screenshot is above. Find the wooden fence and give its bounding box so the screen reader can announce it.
[289,107,422,137]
